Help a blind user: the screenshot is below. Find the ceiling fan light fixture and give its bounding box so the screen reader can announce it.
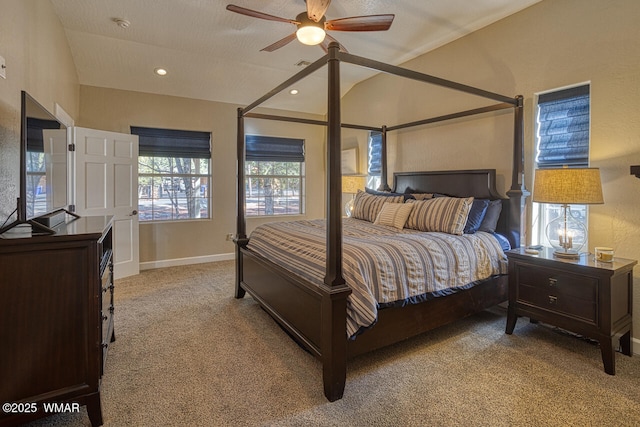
[296,25,326,46]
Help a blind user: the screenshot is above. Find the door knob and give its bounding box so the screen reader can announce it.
[130,210,138,216]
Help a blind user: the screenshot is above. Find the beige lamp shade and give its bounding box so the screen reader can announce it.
[342,175,366,194]
[533,168,604,205]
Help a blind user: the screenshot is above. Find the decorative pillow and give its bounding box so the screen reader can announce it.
[352,190,403,222]
[405,196,474,235]
[403,187,435,201]
[366,187,415,201]
[373,202,415,230]
[464,199,490,234]
[409,193,434,201]
[478,199,503,233]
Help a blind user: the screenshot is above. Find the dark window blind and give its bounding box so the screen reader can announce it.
[131,126,211,159]
[368,131,382,175]
[245,135,304,162]
[536,85,590,168]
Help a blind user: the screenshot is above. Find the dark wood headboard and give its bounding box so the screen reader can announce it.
[392,169,515,248]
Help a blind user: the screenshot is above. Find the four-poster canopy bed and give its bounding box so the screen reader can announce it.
[234,42,528,401]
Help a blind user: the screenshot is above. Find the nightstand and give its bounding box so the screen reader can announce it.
[505,247,637,375]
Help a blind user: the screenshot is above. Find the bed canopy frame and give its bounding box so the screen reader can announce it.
[234,42,528,401]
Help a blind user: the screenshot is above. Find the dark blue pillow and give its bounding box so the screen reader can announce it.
[365,187,415,201]
[464,199,490,234]
[478,200,503,233]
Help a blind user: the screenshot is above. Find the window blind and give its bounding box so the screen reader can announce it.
[131,126,211,159]
[245,135,304,162]
[536,85,590,168]
[368,131,382,175]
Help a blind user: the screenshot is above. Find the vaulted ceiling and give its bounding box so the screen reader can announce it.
[50,0,540,114]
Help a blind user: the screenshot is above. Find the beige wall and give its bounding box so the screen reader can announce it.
[78,86,326,265]
[0,0,79,221]
[342,0,640,340]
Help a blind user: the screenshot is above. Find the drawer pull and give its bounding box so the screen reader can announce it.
[548,278,557,287]
[548,295,558,305]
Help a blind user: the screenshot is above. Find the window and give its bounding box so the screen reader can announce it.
[531,84,590,246]
[132,126,211,222]
[367,131,382,190]
[245,135,305,216]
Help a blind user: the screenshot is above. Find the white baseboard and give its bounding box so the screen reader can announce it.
[139,253,235,271]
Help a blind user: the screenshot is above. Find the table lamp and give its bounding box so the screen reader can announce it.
[342,175,366,217]
[533,167,604,258]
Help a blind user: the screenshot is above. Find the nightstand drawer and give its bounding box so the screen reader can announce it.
[516,265,597,301]
[517,283,596,322]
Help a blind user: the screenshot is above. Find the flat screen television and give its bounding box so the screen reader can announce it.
[20,91,69,223]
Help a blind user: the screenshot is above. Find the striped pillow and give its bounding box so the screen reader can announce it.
[352,190,404,222]
[406,196,474,235]
[374,202,415,230]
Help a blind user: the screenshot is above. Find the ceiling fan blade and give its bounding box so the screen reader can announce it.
[306,0,331,22]
[320,34,348,53]
[260,33,298,52]
[226,4,298,25]
[325,14,395,32]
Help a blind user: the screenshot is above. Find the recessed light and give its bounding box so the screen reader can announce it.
[154,68,168,76]
[290,89,299,95]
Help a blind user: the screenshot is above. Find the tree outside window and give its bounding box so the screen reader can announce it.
[132,127,211,222]
[245,135,305,217]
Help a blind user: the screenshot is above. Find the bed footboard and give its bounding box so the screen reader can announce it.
[237,246,351,401]
[237,242,507,401]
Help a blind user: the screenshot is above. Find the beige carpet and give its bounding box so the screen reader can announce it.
[25,260,640,426]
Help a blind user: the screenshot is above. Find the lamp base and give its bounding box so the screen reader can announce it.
[553,249,581,259]
[344,197,355,217]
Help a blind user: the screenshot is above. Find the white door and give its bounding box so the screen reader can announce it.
[73,127,139,279]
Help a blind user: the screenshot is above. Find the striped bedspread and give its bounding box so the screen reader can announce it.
[246,218,508,339]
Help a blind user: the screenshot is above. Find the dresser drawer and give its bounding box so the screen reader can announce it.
[101,268,113,316]
[515,264,598,302]
[101,266,114,346]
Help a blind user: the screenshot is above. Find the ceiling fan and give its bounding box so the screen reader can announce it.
[226,0,394,53]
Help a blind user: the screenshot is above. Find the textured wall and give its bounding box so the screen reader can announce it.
[0,0,79,225]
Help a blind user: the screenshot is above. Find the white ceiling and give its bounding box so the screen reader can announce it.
[50,0,540,115]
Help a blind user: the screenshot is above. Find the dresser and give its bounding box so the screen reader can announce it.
[505,247,636,375]
[0,216,114,427]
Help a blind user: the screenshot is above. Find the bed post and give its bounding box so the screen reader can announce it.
[377,125,392,191]
[235,107,247,299]
[506,95,529,248]
[323,42,351,402]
